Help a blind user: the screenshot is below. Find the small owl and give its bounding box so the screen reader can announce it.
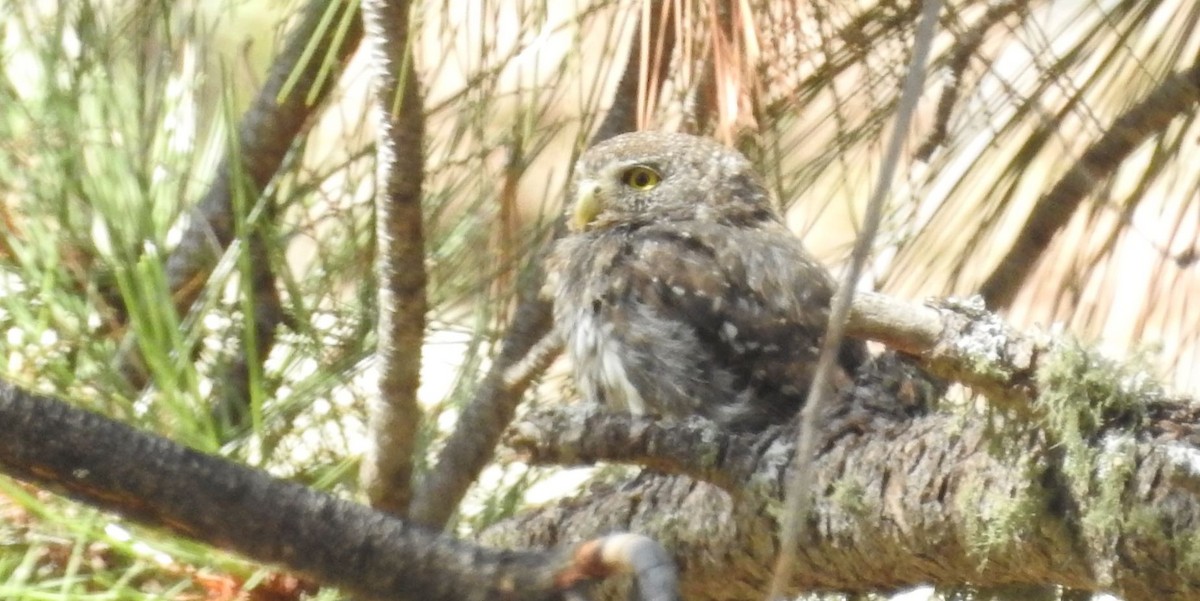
[546,131,866,431]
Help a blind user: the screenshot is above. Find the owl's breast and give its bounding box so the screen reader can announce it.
[565,308,648,415]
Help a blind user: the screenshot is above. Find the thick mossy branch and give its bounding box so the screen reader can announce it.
[846,292,1174,425]
[1035,342,1163,582]
[501,295,1200,600]
[953,426,1049,560]
[1037,341,1158,439]
[492,408,1200,600]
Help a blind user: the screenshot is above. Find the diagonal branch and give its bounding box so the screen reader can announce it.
[0,380,681,601]
[406,0,677,528]
[915,0,1028,161]
[164,0,363,311]
[122,0,364,388]
[359,0,426,516]
[980,61,1200,309]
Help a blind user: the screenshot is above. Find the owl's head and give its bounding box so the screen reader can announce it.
[568,131,779,232]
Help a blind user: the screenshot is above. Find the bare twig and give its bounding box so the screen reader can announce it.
[360,0,427,516]
[508,407,756,491]
[915,0,1027,161]
[769,1,942,598]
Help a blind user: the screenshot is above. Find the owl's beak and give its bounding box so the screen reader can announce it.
[571,180,604,231]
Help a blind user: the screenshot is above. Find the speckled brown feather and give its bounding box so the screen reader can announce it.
[547,132,865,431]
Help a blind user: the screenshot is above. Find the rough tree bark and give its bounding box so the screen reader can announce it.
[0,381,678,601]
[492,405,1200,600]
[491,295,1200,600]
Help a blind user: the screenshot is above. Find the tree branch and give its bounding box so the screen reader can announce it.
[360,0,426,516]
[122,0,364,388]
[507,408,765,492]
[0,380,681,601]
[915,0,1027,161]
[980,60,1200,309]
[773,0,941,596]
[487,403,1200,600]
[493,290,1200,599]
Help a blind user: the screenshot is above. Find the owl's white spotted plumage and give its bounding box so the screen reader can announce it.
[546,132,865,431]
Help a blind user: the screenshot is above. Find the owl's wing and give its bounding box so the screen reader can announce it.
[620,222,865,428]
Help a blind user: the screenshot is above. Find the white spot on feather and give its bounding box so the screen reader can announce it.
[721,322,738,340]
[569,311,646,415]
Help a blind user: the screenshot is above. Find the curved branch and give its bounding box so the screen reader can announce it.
[164,0,363,310]
[848,292,1042,411]
[122,0,364,388]
[507,408,769,491]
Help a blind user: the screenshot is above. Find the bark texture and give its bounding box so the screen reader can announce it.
[2,292,1199,599]
[0,381,681,601]
[360,0,427,516]
[492,406,1200,600]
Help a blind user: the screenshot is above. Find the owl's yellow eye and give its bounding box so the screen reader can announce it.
[621,166,661,190]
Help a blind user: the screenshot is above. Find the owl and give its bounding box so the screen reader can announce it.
[546,131,866,432]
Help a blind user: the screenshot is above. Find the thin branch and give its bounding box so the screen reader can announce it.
[915,0,1027,161]
[406,0,678,529]
[770,1,942,598]
[163,0,362,311]
[360,0,426,516]
[848,292,1041,411]
[507,407,760,491]
[211,231,286,433]
[980,60,1200,309]
[508,346,941,493]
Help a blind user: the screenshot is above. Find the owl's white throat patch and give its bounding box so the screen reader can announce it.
[569,310,648,415]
